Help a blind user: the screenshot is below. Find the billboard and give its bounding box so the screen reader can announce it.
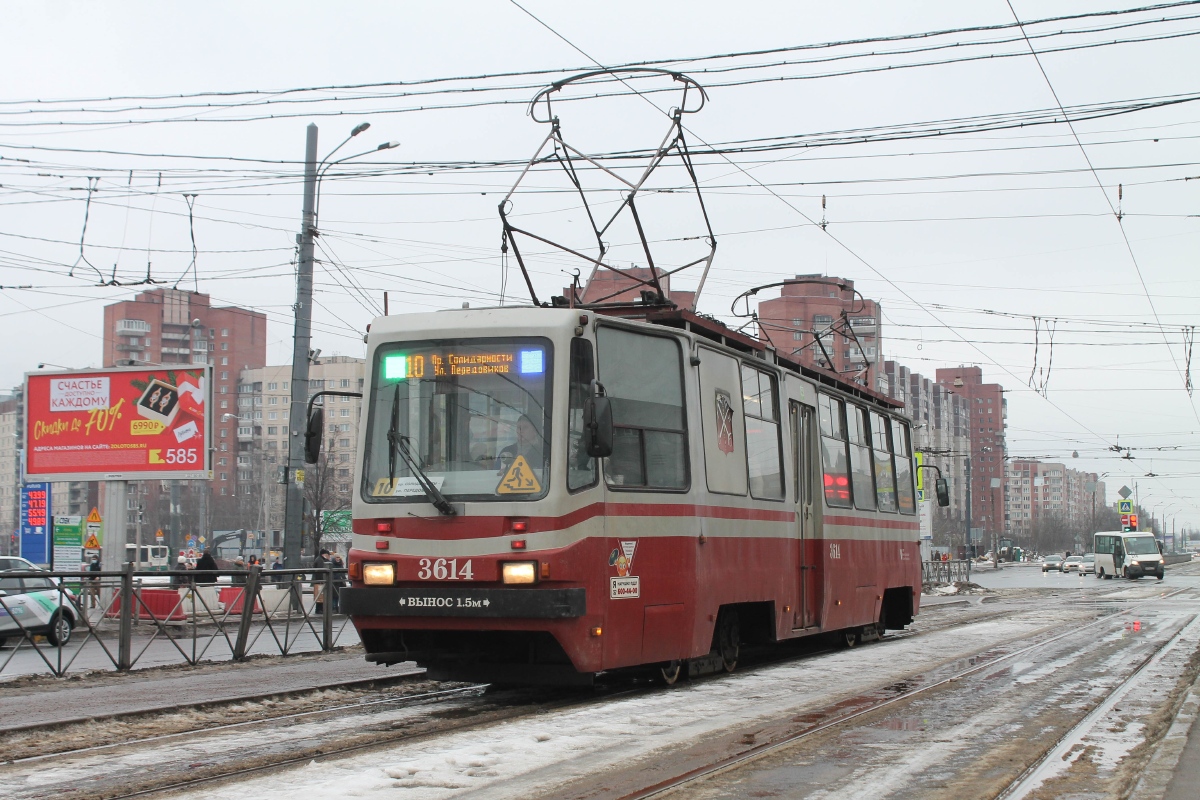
[24,366,211,481]
[19,482,51,565]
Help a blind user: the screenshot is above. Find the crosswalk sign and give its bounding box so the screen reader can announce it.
[496,455,542,495]
[1118,499,1133,514]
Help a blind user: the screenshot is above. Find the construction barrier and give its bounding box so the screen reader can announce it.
[105,588,187,621]
[219,586,263,614]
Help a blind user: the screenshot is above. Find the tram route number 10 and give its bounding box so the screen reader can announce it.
[417,557,474,580]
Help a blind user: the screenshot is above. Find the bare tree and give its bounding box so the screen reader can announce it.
[304,448,350,557]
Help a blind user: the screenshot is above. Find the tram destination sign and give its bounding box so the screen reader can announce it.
[24,366,212,481]
[383,344,546,380]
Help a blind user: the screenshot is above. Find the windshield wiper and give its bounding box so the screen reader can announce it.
[386,384,456,516]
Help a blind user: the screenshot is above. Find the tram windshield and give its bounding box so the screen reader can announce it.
[362,338,552,503]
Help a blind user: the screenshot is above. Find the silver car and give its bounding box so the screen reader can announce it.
[1079,553,1096,574]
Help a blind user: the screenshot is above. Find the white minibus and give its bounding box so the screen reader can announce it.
[1093,531,1164,580]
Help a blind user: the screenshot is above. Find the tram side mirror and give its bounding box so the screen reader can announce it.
[583,390,614,459]
[304,407,325,464]
[935,478,950,508]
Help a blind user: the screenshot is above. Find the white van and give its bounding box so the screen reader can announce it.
[1093,532,1164,580]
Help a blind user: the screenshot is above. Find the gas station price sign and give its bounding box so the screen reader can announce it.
[384,346,545,380]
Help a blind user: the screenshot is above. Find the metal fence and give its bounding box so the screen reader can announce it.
[922,560,973,585]
[0,565,356,679]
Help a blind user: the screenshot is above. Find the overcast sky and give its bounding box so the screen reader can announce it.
[2,1,1198,524]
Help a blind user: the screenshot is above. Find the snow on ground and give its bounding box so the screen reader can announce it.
[160,614,1075,800]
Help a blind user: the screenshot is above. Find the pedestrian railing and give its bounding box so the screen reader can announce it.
[922,560,973,585]
[0,565,355,679]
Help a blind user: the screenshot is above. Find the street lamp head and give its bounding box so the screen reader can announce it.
[377,141,400,151]
[350,122,371,137]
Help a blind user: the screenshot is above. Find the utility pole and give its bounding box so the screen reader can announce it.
[964,455,972,559]
[283,124,319,571]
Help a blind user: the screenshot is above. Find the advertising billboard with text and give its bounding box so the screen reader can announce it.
[24,366,212,481]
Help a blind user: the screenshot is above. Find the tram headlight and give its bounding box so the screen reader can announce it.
[362,562,396,585]
[501,561,538,585]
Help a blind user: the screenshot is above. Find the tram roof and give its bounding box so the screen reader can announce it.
[598,306,903,411]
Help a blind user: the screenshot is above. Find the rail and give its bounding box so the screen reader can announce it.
[921,560,972,585]
[0,565,355,679]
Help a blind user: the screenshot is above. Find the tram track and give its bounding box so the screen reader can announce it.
[595,585,1195,800]
[5,583,1187,800]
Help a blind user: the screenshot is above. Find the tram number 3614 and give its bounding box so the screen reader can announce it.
[417,558,474,580]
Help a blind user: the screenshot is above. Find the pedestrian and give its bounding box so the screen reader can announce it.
[194,549,218,585]
[170,554,188,589]
[231,556,248,586]
[86,554,101,609]
[331,553,346,614]
[312,549,331,614]
[270,555,284,585]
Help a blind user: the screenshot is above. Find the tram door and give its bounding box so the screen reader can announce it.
[790,400,819,628]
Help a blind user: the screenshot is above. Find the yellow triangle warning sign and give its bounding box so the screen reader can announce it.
[87,507,102,524]
[84,533,101,549]
[496,455,542,495]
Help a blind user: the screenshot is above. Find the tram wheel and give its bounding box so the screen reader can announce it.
[660,661,683,685]
[716,611,740,673]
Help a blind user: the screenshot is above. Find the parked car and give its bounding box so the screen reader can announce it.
[0,557,44,572]
[0,572,78,648]
[1079,553,1096,574]
[1063,556,1085,573]
[1042,554,1064,572]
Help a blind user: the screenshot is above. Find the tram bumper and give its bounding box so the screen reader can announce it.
[339,587,586,618]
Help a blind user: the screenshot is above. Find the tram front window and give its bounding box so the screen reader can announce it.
[362,338,552,503]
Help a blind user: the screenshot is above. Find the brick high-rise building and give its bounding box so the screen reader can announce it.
[756,275,884,392]
[1006,459,1104,548]
[935,366,1007,551]
[101,289,267,550]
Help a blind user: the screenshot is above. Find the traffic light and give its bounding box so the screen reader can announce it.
[1124,514,1138,532]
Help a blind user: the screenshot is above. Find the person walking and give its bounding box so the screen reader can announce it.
[86,555,102,609]
[312,549,331,614]
[331,553,346,614]
[231,556,248,586]
[194,550,218,585]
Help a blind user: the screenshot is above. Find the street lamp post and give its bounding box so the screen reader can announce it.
[282,123,397,572]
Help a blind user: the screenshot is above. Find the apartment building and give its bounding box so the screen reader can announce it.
[882,361,970,520]
[1006,459,1105,539]
[235,357,365,538]
[756,275,885,393]
[934,366,1008,547]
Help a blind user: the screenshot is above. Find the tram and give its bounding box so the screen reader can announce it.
[328,305,944,685]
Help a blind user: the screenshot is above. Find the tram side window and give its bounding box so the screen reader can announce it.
[871,410,898,512]
[741,365,784,500]
[892,418,916,515]
[847,404,876,511]
[817,393,852,508]
[597,327,688,490]
[567,338,598,491]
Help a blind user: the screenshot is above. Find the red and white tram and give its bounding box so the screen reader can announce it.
[332,305,933,684]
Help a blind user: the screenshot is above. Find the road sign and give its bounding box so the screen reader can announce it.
[85,507,102,550]
[53,515,83,570]
[186,537,197,550]
[155,529,164,542]
[1118,499,1133,514]
[23,366,212,481]
[1118,485,1133,499]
